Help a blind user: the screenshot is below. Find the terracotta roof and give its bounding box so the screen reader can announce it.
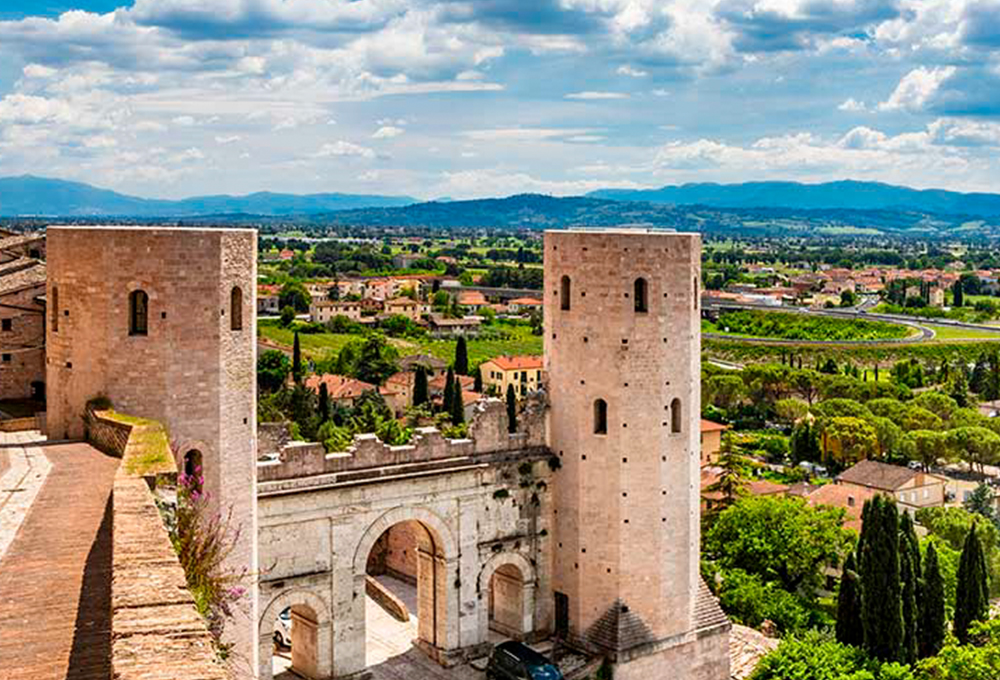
[747,480,789,496]
[304,374,376,400]
[484,355,543,371]
[429,374,476,392]
[386,297,418,306]
[508,297,542,305]
[836,459,917,491]
[696,578,730,631]
[399,354,448,370]
[0,234,44,251]
[807,483,878,533]
[0,261,46,296]
[700,419,728,433]
[458,291,488,305]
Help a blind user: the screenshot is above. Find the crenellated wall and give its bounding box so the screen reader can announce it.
[258,394,547,483]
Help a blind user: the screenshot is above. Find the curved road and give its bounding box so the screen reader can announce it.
[700,299,1000,345]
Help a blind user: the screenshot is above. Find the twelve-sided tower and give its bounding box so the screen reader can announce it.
[545,227,729,679]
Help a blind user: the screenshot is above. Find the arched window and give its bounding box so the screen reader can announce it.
[129,290,148,336]
[560,275,571,311]
[594,399,608,435]
[671,398,682,433]
[51,286,59,333]
[230,286,243,331]
[183,450,203,491]
[634,277,648,313]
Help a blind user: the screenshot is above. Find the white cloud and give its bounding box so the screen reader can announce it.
[462,128,598,142]
[430,168,647,200]
[215,134,242,144]
[878,66,957,112]
[838,97,868,112]
[372,125,405,139]
[617,65,648,77]
[172,115,196,126]
[311,140,376,159]
[565,91,630,100]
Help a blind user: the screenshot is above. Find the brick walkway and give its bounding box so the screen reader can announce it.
[0,438,119,680]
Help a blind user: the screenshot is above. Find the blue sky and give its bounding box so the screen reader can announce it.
[0,0,998,200]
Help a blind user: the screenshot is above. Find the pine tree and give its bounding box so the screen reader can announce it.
[455,337,469,376]
[292,331,302,383]
[413,367,428,407]
[971,353,989,394]
[442,367,455,414]
[450,376,465,425]
[919,541,946,658]
[900,546,918,665]
[955,523,990,643]
[506,384,517,433]
[954,279,965,307]
[836,550,864,647]
[860,496,904,662]
[318,382,330,421]
[474,367,483,393]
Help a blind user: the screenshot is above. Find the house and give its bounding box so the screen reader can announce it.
[393,252,425,269]
[507,297,543,313]
[304,374,377,407]
[458,290,489,310]
[928,286,945,307]
[279,248,295,260]
[310,300,363,324]
[383,297,429,321]
[398,354,449,378]
[0,259,47,401]
[835,459,947,515]
[258,294,280,316]
[428,315,481,336]
[807,483,878,533]
[429,373,476,397]
[0,233,45,264]
[479,355,544,399]
[700,419,728,466]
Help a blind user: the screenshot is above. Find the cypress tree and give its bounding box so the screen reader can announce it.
[860,496,904,662]
[451,376,465,425]
[318,382,330,421]
[474,367,483,393]
[835,550,864,647]
[506,384,517,433]
[442,367,455,415]
[954,279,964,307]
[455,337,469,376]
[900,547,918,665]
[413,367,428,407]
[900,512,921,579]
[955,523,990,643]
[292,331,302,383]
[920,541,946,658]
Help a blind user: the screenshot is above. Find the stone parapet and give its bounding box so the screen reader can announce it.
[0,415,43,432]
[108,413,230,680]
[258,395,547,482]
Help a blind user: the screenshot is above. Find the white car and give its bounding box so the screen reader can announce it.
[274,607,292,649]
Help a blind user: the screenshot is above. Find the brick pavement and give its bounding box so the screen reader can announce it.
[0,439,119,680]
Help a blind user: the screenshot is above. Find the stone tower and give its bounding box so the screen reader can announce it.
[45,226,259,678]
[544,227,729,679]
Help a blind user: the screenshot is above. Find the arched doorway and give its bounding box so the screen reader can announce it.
[362,519,447,666]
[258,590,332,680]
[489,564,526,639]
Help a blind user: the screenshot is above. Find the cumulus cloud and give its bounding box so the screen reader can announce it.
[311,140,377,159]
[565,91,629,100]
[878,66,957,111]
[462,127,598,141]
[617,64,648,77]
[838,98,868,112]
[372,125,405,139]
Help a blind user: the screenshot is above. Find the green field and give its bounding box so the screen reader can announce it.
[703,310,913,341]
[924,324,1000,341]
[259,323,542,366]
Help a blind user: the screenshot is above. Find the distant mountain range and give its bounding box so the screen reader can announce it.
[588,180,1000,217]
[0,175,417,217]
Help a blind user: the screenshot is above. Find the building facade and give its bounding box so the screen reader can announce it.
[0,258,46,401]
[45,226,259,677]
[480,355,544,399]
[544,228,729,679]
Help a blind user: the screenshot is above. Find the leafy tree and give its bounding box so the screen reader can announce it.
[868,398,909,423]
[860,495,904,663]
[945,426,1000,475]
[716,568,811,634]
[279,281,311,312]
[705,373,746,411]
[920,541,946,659]
[442,366,455,415]
[948,369,972,408]
[902,405,943,432]
[955,523,990,644]
[750,631,914,680]
[971,353,989,395]
[835,550,864,648]
[965,483,997,523]
[905,430,946,471]
[913,391,959,422]
[791,369,822,405]
[811,397,872,421]
[279,305,296,327]
[705,495,853,596]
[916,618,1000,680]
[292,331,303,383]
[821,416,879,463]
[775,398,809,426]
[455,336,469,375]
[506,384,517,433]
[413,368,429,407]
[870,416,905,460]
[354,334,399,385]
[706,442,749,508]
[450,375,465,425]
[257,349,291,392]
[790,420,822,463]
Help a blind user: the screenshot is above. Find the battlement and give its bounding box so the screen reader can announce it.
[258,394,547,483]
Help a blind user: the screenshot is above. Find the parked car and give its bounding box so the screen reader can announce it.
[486,641,564,680]
[274,607,292,649]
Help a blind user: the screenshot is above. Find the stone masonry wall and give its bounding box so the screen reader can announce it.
[0,282,45,400]
[87,413,132,458]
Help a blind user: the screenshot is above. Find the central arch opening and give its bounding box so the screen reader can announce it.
[489,563,527,640]
[270,603,320,680]
[364,519,448,668]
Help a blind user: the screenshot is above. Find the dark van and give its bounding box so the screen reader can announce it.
[486,641,564,680]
